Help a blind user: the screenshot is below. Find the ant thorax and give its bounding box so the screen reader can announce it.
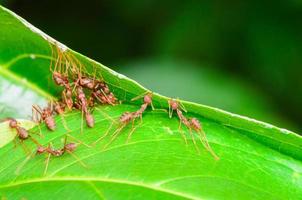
[85,113,95,128]
[16,127,29,139]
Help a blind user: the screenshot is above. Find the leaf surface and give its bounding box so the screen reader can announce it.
[0,5,301,200]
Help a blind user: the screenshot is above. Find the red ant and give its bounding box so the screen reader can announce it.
[91,82,117,105]
[52,68,73,110]
[32,104,56,131]
[189,118,219,160]
[168,99,219,159]
[2,118,40,154]
[75,70,117,106]
[53,101,71,131]
[97,92,155,148]
[74,85,95,129]
[52,71,69,87]
[62,88,73,110]
[168,99,190,145]
[16,136,88,175]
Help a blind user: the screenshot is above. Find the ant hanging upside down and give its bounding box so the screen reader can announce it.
[168,99,219,160]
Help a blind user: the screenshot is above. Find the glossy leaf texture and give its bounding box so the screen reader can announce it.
[0,5,302,200]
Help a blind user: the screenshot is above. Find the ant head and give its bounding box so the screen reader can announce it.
[8,118,18,128]
[144,93,152,104]
[169,99,178,110]
[65,143,77,152]
[36,146,46,154]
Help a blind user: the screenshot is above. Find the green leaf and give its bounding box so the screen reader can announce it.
[0,5,301,200]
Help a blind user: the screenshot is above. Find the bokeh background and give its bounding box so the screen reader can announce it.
[1,0,301,132]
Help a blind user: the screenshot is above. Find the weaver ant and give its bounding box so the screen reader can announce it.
[97,92,156,148]
[91,82,117,105]
[73,69,117,106]
[2,118,40,154]
[16,135,88,175]
[53,101,71,131]
[168,99,219,159]
[74,85,95,129]
[32,104,56,131]
[189,118,219,160]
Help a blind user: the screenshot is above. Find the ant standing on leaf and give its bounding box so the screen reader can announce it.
[168,99,219,160]
[36,136,87,175]
[97,92,156,148]
[2,118,40,155]
[16,135,88,175]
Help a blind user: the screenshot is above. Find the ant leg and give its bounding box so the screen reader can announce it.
[197,129,219,160]
[43,153,51,175]
[92,122,114,146]
[15,151,35,175]
[103,124,126,149]
[100,89,115,105]
[150,101,168,113]
[66,150,88,168]
[131,91,149,101]
[29,136,42,146]
[94,107,119,124]
[80,107,84,134]
[60,114,71,132]
[28,123,43,138]
[168,101,172,118]
[20,141,31,157]
[187,128,200,154]
[37,123,43,138]
[126,119,138,143]
[13,137,17,149]
[178,99,187,113]
[178,121,188,146]
[65,133,91,148]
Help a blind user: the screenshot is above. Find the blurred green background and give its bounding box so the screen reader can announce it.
[1,0,301,132]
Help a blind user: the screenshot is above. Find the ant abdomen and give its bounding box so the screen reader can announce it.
[45,116,56,131]
[85,113,94,128]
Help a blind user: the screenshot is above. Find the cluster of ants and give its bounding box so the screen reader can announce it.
[2,48,219,175]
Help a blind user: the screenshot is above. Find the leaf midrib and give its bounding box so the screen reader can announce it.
[0,177,199,200]
[0,175,282,200]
